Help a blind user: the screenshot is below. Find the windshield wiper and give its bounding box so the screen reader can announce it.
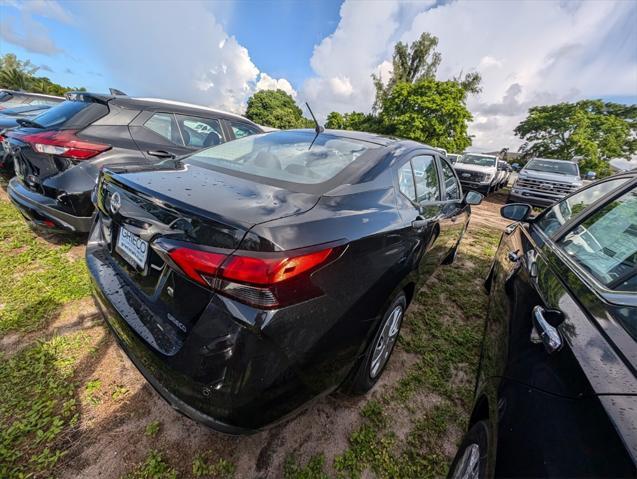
[16,118,45,129]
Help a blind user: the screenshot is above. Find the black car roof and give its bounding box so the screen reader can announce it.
[64,92,259,126]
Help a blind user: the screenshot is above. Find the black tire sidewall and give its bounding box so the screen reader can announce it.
[447,420,490,479]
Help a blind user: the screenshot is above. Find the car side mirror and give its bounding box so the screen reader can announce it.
[500,203,532,221]
[464,190,483,205]
[585,171,596,180]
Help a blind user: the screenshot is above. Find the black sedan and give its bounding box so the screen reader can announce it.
[87,129,482,433]
[449,172,636,478]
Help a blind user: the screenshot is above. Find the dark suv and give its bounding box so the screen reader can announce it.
[0,89,63,109]
[449,173,636,478]
[5,93,262,233]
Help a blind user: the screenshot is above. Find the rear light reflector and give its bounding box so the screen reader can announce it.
[10,129,110,160]
[166,244,338,309]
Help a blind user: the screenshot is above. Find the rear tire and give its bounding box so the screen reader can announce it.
[447,420,490,479]
[343,291,406,394]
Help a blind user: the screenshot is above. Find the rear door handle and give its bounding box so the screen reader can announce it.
[147,150,176,159]
[531,306,565,354]
[412,218,428,230]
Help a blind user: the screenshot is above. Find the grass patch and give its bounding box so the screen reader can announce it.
[124,450,177,479]
[145,420,161,438]
[0,200,90,334]
[0,331,97,478]
[284,454,329,479]
[192,452,235,478]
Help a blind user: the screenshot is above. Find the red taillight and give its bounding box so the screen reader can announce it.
[15,129,110,160]
[168,247,227,287]
[166,245,337,309]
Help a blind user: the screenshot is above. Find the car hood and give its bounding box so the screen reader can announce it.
[519,169,581,184]
[454,164,496,174]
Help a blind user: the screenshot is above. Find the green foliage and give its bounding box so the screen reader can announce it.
[284,454,329,479]
[0,53,85,96]
[515,100,637,177]
[145,420,161,438]
[0,199,91,334]
[379,79,473,152]
[0,332,94,478]
[191,452,235,478]
[124,450,177,479]
[245,89,311,129]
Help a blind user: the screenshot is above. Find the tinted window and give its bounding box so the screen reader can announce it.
[525,159,579,176]
[144,113,182,145]
[30,100,108,129]
[187,130,376,185]
[536,178,630,236]
[230,121,260,139]
[176,114,225,148]
[398,162,416,201]
[558,187,636,292]
[440,158,461,200]
[412,155,440,202]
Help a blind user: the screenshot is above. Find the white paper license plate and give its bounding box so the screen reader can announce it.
[116,227,149,269]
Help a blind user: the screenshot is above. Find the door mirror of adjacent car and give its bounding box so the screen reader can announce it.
[501,203,532,221]
[585,171,597,180]
[464,190,483,205]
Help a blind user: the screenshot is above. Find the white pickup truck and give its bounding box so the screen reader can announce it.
[453,154,500,195]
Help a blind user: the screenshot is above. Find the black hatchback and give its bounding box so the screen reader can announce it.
[449,173,636,478]
[87,129,483,433]
[6,93,262,233]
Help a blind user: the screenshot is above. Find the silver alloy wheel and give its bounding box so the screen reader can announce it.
[451,443,480,479]
[369,304,403,379]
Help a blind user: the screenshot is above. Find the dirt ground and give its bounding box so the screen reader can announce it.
[1,186,512,478]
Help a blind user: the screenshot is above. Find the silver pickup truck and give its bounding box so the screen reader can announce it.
[508,158,583,207]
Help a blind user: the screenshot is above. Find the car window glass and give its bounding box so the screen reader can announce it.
[536,178,630,237]
[230,121,260,139]
[557,187,636,292]
[412,155,440,203]
[175,114,225,149]
[398,162,416,201]
[440,158,461,200]
[31,100,108,129]
[144,113,182,146]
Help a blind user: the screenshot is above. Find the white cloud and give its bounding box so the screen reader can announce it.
[75,1,293,114]
[303,0,637,151]
[21,0,75,24]
[0,12,63,55]
[256,73,297,97]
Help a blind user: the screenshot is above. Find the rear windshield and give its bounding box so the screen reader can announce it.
[457,155,496,167]
[525,159,579,176]
[31,100,108,129]
[186,130,378,184]
[0,104,49,116]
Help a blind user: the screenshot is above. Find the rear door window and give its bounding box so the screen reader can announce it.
[412,155,440,203]
[144,113,182,146]
[30,100,108,129]
[398,161,416,201]
[175,114,225,148]
[440,157,461,200]
[229,121,260,139]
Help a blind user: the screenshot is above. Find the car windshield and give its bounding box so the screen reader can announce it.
[457,155,496,167]
[186,130,378,184]
[525,159,579,176]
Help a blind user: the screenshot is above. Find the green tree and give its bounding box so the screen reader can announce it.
[325,111,345,129]
[379,79,473,152]
[245,89,311,129]
[514,100,637,177]
[0,53,85,96]
[0,53,38,75]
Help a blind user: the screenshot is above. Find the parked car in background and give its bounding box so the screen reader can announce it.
[5,92,263,233]
[508,158,583,207]
[0,104,53,171]
[453,153,499,195]
[496,160,511,188]
[447,153,461,164]
[449,172,637,479]
[87,128,483,433]
[0,89,63,109]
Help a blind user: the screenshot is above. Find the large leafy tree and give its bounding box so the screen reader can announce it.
[245,89,312,129]
[0,53,84,95]
[515,100,637,176]
[380,79,473,152]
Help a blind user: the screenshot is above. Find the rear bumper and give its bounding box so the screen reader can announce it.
[7,177,94,233]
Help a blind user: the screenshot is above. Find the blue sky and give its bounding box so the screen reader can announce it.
[1,0,636,149]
